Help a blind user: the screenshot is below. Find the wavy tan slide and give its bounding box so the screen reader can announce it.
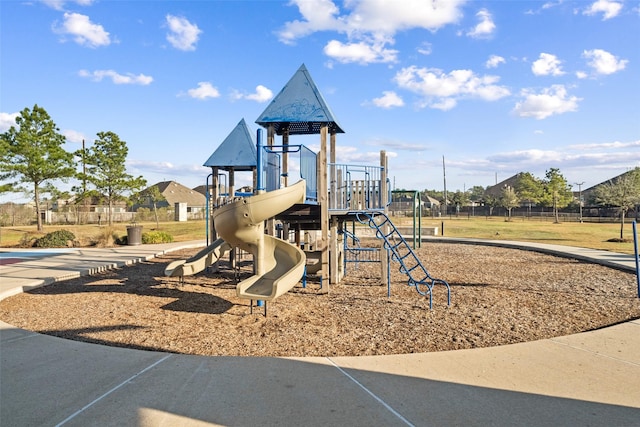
[213,180,307,302]
[164,238,232,277]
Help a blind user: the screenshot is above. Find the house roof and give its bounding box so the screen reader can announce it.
[423,195,440,206]
[484,173,523,198]
[583,168,640,192]
[203,118,257,171]
[153,181,206,206]
[581,167,640,201]
[192,185,207,197]
[255,64,344,136]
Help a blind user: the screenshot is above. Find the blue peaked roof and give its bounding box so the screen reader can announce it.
[203,118,257,171]
[256,64,344,135]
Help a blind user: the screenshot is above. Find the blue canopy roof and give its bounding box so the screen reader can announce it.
[203,118,257,171]
[256,64,344,136]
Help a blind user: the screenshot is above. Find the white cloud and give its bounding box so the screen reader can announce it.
[0,112,18,132]
[78,69,153,85]
[431,98,458,111]
[467,8,496,38]
[486,145,640,173]
[583,49,628,75]
[245,85,273,102]
[280,0,465,42]
[583,0,623,20]
[485,55,505,68]
[42,0,66,10]
[323,39,398,64]
[277,0,343,44]
[333,145,396,164]
[542,1,563,10]
[279,0,465,65]
[42,0,94,10]
[442,141,640,187]
[513,85,581,119]
[63,129,86,143]
[393,66,510,110]
[344,0,465,34]
[186,82,220,100]
[371,91,404,109]
[365,138,427,151]
[165,15,201,51]
[54,12,110,48]
[532,53,565,76]
[128,160,209,178]
[569,140,640,150]
[417,42,432,56]
[231,85,273,102]
[489,149,564,164]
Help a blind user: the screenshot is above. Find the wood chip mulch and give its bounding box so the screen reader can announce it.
[1,242,638,357]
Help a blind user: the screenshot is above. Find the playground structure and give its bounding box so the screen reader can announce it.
[166,64,449,311]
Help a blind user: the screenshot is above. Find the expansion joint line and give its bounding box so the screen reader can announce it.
[549,338,640,367]
[326,357,415,427]
[55,354,173,426]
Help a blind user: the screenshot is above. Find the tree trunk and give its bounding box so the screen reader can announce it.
[108,199,113,226]
[620,211,625,240]
[34,183,43,231]
[153,202,159,229]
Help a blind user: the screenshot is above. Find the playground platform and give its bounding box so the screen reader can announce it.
[1,240,639,426]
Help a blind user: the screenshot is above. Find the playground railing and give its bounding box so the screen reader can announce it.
[261,144,317,203]
[258,143,391,209]
[329,163,387,211]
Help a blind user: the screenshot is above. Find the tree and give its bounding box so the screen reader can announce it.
[0,184,12,243]
[468,185,486,203]
[43,183,75,224]
[77,131,146,226]
[500,185,520,220]
[448,190,469,216]
[594,168,640,240]
[134,185,166,229]
[515,172,543,216]
[540,168,573,223]
[0,105,75,231]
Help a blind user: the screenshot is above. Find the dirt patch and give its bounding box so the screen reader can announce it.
[0,242,638,357]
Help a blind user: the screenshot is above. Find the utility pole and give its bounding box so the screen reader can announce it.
[574,181,585,222]
[442,156,447,216]
[82,139,86,193]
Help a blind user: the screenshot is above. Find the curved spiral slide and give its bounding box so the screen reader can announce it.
[212,180,307,301]
[166,180,307,303]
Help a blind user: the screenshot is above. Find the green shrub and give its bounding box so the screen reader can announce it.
[19,233,38,248]
[34,230,76,248]
[141,231,174,244]
[135,207,152,222]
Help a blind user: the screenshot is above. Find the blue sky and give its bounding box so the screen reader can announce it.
[1,0,639,203]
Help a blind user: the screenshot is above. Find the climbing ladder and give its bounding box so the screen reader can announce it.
[354,211,450,309]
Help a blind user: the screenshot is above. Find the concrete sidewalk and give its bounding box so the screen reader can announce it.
[1,240,639,426]
[0,241,206,300]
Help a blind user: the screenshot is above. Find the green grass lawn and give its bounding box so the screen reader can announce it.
[0,220,207,248]
[1,216,638,255]
[423,217,638,254]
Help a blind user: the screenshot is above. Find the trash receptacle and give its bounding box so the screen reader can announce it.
[126,225,143,246]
